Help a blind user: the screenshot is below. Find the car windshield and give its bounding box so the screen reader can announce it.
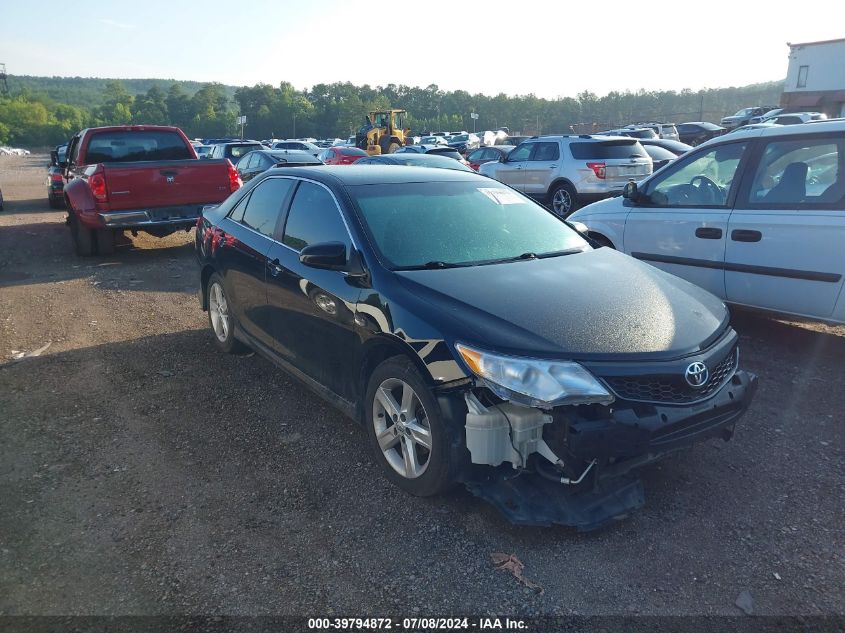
[450,134,469,142]
[734,108,754,116]
[349,181,588,270]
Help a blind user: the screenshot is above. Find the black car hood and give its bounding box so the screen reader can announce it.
[394,248,729,360]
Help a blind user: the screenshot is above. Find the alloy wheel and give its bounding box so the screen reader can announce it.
[372,378,433,479]
[552,188,572,216]
[208,281,231,342]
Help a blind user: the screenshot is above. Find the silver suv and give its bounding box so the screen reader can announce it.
[479,135,652,216]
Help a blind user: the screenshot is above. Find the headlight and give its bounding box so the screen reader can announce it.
[456,344,614,408]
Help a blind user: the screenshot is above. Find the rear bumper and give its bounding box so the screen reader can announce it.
[97,204,211,228]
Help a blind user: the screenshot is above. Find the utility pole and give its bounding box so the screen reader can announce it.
[293,111,296,138]
[0,63,9,96]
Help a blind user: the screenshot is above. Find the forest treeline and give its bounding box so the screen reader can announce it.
[0,74,783,147]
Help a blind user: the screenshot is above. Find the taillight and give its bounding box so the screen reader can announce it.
[227,161,242,193]
[89,169,108,202]
[586,162,606,179]
[50,172,64,183]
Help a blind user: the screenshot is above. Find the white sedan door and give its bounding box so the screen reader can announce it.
[622,140,751,299]
[725,134,845,319]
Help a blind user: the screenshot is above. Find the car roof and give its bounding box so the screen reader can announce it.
[268,164,483,186]
[263,150,321,161]
[699,119,845,146]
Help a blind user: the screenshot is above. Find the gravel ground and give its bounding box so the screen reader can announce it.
[0,155,843,618]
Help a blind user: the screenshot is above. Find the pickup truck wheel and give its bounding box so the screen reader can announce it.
[96,229,115,255]
[364,357,455,497]
[207,273,245,354]
[70,216,94,257]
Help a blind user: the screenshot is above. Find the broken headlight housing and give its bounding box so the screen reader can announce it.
[456,343,614,409]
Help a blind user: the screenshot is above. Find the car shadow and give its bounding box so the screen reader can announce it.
[0,220,198,293]
[0,196,62,215]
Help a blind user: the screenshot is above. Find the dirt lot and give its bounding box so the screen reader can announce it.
[0,155,843,618]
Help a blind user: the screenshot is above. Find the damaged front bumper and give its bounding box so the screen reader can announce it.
[453,369,758,531]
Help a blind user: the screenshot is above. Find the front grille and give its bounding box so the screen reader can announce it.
[605,348,738,405]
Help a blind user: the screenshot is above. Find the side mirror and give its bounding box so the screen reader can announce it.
[568,220,590,235]
[299,242,347,270]
[622,180,640,202]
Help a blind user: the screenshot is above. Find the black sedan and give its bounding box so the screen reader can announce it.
[195,166,756,530]
[676,121,726,146]
[355,153,473,171]
[637,139,692,171]
[235,150,322,182]
[393,144,470,166]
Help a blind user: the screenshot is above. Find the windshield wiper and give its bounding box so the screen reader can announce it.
[395,260,472,270]
[422,260,471,269]
[478,248,584,266]
[536,247,586,259]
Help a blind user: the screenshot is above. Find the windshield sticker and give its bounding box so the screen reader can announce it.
[478,188,522,205]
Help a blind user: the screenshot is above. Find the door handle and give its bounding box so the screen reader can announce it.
[267,258,283,276]
[731,229,762,242]
[695,227,723,239]
[549,165,558,168]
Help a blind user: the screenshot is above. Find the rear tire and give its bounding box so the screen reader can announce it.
[207,273,245,354]
[70,215,94,256]
[550,182,578,217]
[364,357,455,497]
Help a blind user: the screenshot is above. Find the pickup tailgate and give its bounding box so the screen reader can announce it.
[101,159,233,211]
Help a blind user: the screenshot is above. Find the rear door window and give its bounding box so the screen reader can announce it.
[744,137,844,208]
[239,178,296,237]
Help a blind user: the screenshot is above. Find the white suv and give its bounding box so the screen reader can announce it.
[479,135,652,216]
[568,121,845,324]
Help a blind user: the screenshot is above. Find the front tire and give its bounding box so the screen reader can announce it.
[207,273,245,354]
[365,357,454,496]
[550,182,578,217]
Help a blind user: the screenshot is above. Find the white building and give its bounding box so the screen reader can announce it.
[782,38,845,117]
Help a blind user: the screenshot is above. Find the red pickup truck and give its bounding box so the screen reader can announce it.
[62,125,242,255]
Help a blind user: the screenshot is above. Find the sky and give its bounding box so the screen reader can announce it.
[1,0,844,99]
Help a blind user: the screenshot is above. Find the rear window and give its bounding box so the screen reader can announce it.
[428,148,463,160]
[340,147,367,156]
[643,145,677,161]
[227,144,262,159]
[86,130,192,163]
[569,141,647,160]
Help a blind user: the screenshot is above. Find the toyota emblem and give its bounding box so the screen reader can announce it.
[685,362,709,388]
